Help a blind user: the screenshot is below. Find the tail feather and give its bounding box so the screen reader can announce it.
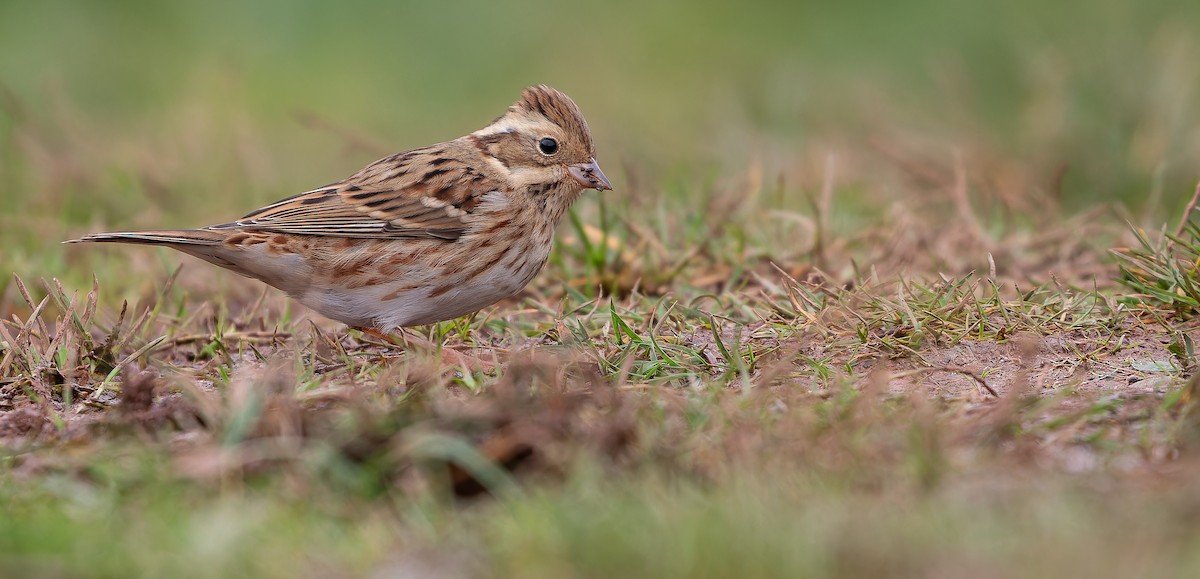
[65,229,224,246]
[65,228,255,278]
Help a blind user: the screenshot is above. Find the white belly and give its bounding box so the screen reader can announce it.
[297,253,539,329]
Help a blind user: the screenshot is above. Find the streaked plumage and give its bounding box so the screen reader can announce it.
[68,85,611,329]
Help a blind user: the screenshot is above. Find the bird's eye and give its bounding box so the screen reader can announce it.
[537,137,559,156]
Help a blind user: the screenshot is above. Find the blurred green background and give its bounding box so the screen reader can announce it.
[2,0,1200,277]
[5,4,1200,575]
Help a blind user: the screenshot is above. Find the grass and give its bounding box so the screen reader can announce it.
[1113,187,1200,317]
[7,0,1200,576]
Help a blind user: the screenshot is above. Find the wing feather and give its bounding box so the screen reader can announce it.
[209,147,504,240]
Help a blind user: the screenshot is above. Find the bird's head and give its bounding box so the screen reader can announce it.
[470,85,611,195]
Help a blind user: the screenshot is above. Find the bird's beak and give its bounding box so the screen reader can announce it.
[567,158,613,191]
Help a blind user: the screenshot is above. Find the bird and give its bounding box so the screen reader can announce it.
[67,85,612,332]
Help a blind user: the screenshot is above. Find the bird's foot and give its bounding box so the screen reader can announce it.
[351,327,497,373]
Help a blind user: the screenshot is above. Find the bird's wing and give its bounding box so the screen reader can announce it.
[213,147,506,241]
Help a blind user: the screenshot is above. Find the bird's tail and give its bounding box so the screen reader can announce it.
[65,228,256,277]
[65,229,225,246]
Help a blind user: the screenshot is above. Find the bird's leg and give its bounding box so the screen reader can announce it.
[350,326,497,373]
[352,326,400,344]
